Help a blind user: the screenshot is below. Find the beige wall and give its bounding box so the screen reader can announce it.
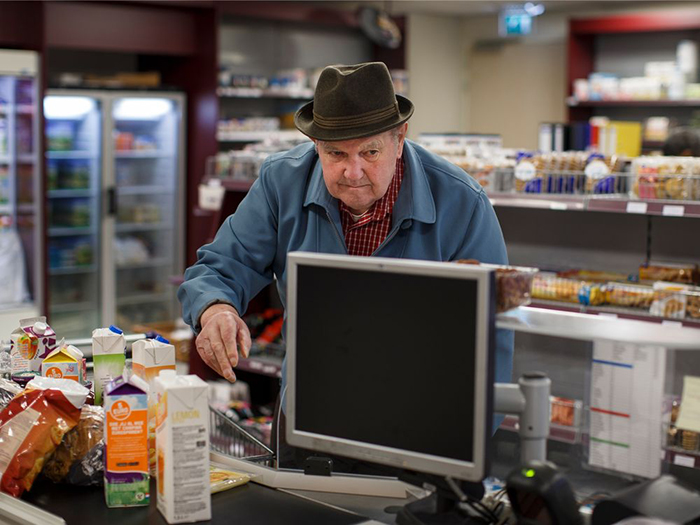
[406,14,466,140]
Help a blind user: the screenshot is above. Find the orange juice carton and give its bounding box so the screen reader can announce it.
[9,317,58,375]
[104,372,150,507]
[132,336,176,474]
[41,343,84,383]
[155,372,211,523]
[92,325,126,405]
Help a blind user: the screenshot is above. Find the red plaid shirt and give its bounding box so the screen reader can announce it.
[339,158,404,257]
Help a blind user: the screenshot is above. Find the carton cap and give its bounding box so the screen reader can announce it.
[33,321,47,335]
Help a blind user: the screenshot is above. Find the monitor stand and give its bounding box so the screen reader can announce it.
[395,473,485,525]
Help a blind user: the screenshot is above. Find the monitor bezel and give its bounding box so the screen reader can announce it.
[285,252,494,482]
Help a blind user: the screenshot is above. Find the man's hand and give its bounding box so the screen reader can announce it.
[196,304,251,382]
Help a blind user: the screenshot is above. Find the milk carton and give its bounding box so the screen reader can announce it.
[132,337,176,474]
[155,372,210,523]
[9,317,57,374]
[41,344,84,383]
[92,326,126,405]
[104,373,150,507]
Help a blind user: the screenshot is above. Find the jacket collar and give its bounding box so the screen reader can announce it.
[303,140,436,225]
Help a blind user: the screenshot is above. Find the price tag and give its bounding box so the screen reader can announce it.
[663,205,685,217]
[549,202,568,211]
[662,320,683,329]
[626,202,648,214]
[673,454,695,468]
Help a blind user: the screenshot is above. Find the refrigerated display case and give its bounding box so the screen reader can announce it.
[0,50,42,335]
[45,91,185,338]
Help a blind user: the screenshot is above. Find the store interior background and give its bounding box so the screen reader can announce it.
[2,0,700,467]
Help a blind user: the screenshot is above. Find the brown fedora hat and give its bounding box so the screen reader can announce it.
[294,62,414,141]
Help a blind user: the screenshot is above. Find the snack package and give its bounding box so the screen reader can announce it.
[43,405,104,483]
[514,152,544,193]
[531,273,582,303]
[209,466,251,494]
[0,377,88,497]
[605,282,655,309]
[686,289,700,319]
[639,263,698,285]
[455,260,537,312]
[0,378,21,412]
[650,282,692,320]
[92,326,126,405]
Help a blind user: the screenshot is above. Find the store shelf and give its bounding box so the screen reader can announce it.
[488,193,586,211]
[529,300,700,329]
[664,447,700,469]
[496,306,700,349]
[48,189,93,199]
[114,150,172,159]
[217,86,313,99]
[118,185,172,195]
[46,150,95,159]
[568,99,700,108]
[0,155,10,164]
[49,301,95,313]
[488,192,700,218]
[116,258,172,270]
[116,222,171,233]
[116,292,172,306]
[217,130,306,143]
[235,354,283,378]
[48,226,95,237]
[49,265,97,276]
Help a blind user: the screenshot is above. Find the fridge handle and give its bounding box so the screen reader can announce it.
[107,186,117,216]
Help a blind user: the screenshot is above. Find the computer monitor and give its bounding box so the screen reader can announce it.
[285,252,496,482]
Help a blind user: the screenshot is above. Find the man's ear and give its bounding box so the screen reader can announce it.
[397,123,408,157]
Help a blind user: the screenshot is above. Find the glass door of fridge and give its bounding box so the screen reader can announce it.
[108,96,183,331]
[44,95,102,339]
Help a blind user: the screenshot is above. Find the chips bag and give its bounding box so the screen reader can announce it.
[0,377,88,497]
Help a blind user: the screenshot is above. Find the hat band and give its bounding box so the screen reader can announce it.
[313,102,399,130]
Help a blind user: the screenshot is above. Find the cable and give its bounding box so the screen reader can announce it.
[445,476,499,523]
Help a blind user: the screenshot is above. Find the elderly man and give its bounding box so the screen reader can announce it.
[178,62,513,466]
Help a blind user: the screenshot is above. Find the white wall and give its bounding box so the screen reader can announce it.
[406,14,466,140]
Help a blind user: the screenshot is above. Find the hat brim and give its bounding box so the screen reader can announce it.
[294,95,414,141]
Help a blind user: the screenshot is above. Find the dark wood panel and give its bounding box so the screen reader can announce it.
[0,1,44,49]
[217,1,359,27]
[571,10,700,34]
[45,1,198,56]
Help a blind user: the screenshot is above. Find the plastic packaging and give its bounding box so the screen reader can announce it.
[455,260,537,312]
[605,282,655,309]
[0,377,88,496]
[43,405,104,483]
[640,263,698,285]
[209,466,251,494]
[0,378,21,412]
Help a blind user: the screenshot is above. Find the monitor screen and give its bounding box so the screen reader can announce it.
[285,253,495,482]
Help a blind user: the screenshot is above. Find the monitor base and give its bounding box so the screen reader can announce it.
[395,492,485,525]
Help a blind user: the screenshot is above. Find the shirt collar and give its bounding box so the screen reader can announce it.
[303,140,436,225]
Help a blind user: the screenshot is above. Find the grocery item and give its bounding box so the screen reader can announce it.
[41,343,84,383]
[0,378,21,412]
[632,156,700,201]
[686,289,700,319]
[43,405,104,483]
[551,397,577,427]
[650,282,693,319]
[455,260,537,312]
[132,337,176,474]
[531,273,582,303]
[514,152,544,193]
[155,372,211,524]
[9,317,57,374]
[605,282,655,309]
[639,263,698,285]
[0,377,88,497]
[104,372,150,507]
[584,153,622,195]
[209,466,251,494]
[92,326,126,405]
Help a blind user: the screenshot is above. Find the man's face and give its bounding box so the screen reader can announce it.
[315,124,407,215]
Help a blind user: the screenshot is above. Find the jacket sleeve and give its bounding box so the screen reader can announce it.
[178,160,278,332]
[455,189,514,428]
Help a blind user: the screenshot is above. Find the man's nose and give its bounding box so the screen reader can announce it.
[343,156,364,180]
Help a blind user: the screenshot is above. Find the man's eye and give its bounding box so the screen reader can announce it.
[365,150,379,157]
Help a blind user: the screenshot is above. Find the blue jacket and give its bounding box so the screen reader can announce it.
[178,140,514,391]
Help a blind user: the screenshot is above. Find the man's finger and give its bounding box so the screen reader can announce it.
[237,321,252,359]
[220,321,239,368]
[211,340,236,382]
[196,336,222,376]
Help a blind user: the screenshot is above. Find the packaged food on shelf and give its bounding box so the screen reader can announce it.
[584,153,624,195]
[514,152,544,193]
[455,260,537,312]
[651,282,694,319]
[640,262,699,284]
[686,289,700,319]
[531,273,582,303]
[632,156,700,201]
[605,282,655,309]
[556,269,632,283]
[43,405,104,483]
[0,377,88,497]
[551,397,579,427]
